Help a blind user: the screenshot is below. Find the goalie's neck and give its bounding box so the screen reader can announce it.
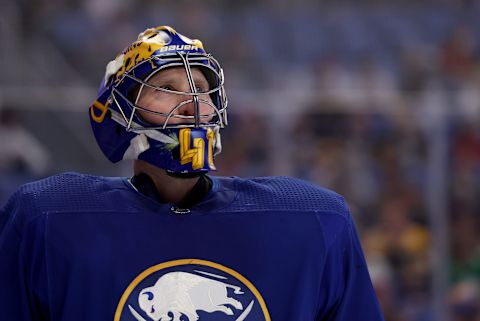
[132,160,211,207]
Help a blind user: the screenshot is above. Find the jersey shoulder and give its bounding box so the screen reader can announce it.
[2,172,130,221]
[222,176,349,215]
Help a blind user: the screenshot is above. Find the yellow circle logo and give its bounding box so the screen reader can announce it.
[114,259,271,321]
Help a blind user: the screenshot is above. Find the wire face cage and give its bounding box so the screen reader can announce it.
[111,52,228,132]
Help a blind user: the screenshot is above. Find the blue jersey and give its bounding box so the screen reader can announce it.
[0,172,384,321]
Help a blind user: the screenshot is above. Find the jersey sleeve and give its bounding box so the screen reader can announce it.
[316,210,385,321]
[0,191,50,321]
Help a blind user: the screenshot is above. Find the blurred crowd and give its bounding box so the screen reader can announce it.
[2,0,480,320]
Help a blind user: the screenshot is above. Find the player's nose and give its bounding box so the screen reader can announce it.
[177,99,196,117]
[177,98,213,122]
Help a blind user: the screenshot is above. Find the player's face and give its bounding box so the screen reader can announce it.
[136,67,214,126]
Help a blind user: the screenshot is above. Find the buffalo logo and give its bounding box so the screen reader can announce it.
[114,259,270,321]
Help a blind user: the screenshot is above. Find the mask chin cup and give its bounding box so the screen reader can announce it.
[127,127,220,174]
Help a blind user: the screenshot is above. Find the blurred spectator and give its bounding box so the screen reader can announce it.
[450,212,480,284]
[399,48,432,96]
[0,108,50,175]
[449,280,480,321]
[363,197,430,317]
[440,24,478,88]
[451,124,480,212]
[215,110,272,177]
[0,107,51,204]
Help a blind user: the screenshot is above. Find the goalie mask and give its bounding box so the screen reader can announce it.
[89,26,228,174]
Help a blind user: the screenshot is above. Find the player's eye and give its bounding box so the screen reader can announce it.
[194,83,210,93]
[158,85,173,91]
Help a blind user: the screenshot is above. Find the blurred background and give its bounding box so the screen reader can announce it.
[1,0,480,320]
